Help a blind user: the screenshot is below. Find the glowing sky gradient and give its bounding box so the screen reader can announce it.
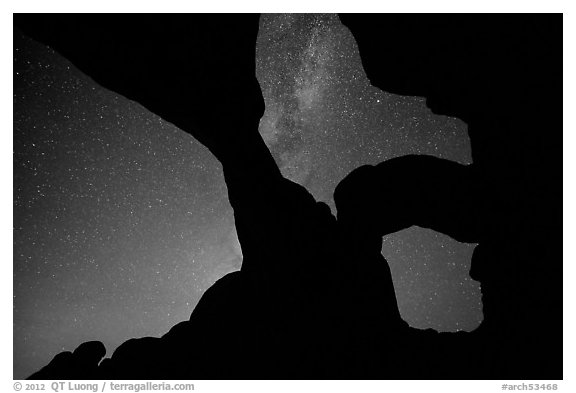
[13,14,481,379]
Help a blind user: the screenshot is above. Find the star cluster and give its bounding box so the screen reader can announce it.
[13,15,482,379]
[256,13,481,333]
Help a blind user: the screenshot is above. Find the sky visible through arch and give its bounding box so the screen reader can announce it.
[13,14,481,379]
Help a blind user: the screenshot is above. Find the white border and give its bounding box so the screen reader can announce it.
[4,3,571,391]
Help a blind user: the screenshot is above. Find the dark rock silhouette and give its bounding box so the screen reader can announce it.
[334,155,481,243]
[29,341,105,379]
[16,13,561,379]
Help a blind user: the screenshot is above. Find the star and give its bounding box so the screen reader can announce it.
[13,14,482,379]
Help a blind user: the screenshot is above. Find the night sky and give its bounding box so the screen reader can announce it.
[13,14,482,379]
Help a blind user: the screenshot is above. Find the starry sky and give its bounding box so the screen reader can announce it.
[13,14,482,379]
